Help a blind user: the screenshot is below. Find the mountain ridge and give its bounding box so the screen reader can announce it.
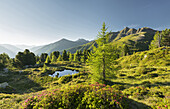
[34,38,90,55]
[67,27,157,53]
[0,27,159,56]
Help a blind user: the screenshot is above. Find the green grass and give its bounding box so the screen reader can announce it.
[0,47,169,109]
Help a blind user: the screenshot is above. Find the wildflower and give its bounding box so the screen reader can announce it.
[165,105,167,107]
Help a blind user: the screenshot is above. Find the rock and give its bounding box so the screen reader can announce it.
[0,82,9,88]
[19,70,23,73]
[3,68,8,73]
[143,55,147,59]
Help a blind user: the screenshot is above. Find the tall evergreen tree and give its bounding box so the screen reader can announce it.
[161,29,170,47]
[150,29,170,49]
[62,50,68,61]
[57,55,62,61]
[82,49,89,63]
[39,53,48,63]
[0,53,11,69]
[149,31,160,49]
[74,50,81,62]
[51,55,57,63]
[50,51,60,60]
[69,52,73,61]
[122,44,129,56]
[45,55,51,64]
[87,22,119,84]
[14,49,36,68]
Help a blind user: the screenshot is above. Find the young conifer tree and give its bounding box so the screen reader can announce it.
[45,55,51,64]
[87,22,118,84]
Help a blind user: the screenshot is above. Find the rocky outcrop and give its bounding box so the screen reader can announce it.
[0,82,9,88]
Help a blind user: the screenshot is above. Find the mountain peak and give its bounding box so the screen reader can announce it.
[138,27,156,34]
[121,27,130,33]
[124,27,130,29]
[76,38,89,42]
[60,38,69,41]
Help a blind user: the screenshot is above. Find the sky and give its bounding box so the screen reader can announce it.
[0,0,170,46]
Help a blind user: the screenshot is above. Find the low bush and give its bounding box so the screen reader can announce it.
[119,74,126,76]
[149,73,158,78]
[124,86,149,100]
[58,75,72,84]
[21,83,129,109]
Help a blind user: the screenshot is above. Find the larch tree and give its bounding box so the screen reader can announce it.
[87,22,119,84]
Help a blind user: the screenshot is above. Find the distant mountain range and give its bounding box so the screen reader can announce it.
[0,27,158,57]
[0,44,22,58]
[34,38,89,55]
[0,38,89,57]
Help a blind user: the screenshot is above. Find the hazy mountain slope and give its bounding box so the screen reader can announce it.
[0,45,16,58]
[67,27,157,53]
[15,45,35,50]
[0,44,22,53]
[34,38,89,55]
[66,41,96,53]
[30,45,44,52]
[67,31,119,53]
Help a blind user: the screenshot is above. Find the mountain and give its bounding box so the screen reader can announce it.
[0,45,16,58]
[0,44,22,53]
[34,38,89,55]
[67,27,157,53]
[15,45,35,50]
[30,45,44,53]
[0,44,22,58]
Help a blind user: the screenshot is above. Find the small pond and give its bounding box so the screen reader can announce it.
[49,69,79,77]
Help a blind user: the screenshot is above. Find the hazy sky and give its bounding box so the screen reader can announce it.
[0,0,170,45]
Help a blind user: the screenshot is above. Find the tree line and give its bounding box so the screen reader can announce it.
[0,49,90,70]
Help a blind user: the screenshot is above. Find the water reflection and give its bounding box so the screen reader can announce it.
[49,69,79,77]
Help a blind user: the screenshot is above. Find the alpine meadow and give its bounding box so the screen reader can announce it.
[0,0,170,109]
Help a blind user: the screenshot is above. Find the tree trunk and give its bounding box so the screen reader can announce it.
[103,54,106,83]
[158,34,161,47]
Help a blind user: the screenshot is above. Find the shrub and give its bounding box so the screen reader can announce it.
[21,83,129,109]
[58,75,72,84]
[124,86,149,100]
[111,85,125,90]
[149,73,158,78]
[136,67,148,74]
[127,76,135,79]
[141,81,152,87]
[119,74,126,76]
[136,67,156,74]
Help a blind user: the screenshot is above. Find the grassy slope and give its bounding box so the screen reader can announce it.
[0,47,169,108]
[110,47,170,108]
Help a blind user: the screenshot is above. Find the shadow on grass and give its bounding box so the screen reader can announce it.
[105,80,152,109]
[0,74,45,94]
[127,98,151,109]
[106,79,170,88]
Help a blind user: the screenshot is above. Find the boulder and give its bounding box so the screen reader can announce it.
[0,82,9,88]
